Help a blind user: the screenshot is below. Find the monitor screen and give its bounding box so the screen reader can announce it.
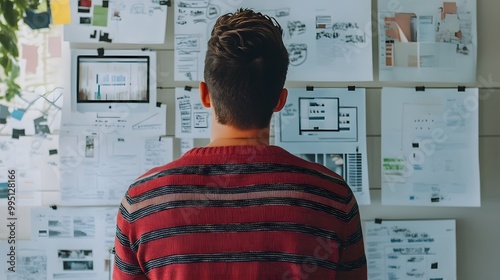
[77,56,150,103]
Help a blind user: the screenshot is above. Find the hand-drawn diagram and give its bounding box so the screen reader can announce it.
[275,88,370,205]
[378,0,477,82]
[175,88,212,138]
[174,0,373,81]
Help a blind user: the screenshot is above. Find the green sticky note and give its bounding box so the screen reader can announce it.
[37,0,48,12]
[92,6,108,27]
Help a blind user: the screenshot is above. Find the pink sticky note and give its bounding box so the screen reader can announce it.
[48,36,62,57]
[22,44,39,74]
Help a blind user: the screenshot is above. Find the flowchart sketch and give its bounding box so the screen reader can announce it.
[174,0,373,82]
[365,219,456,280]
[64,0,168,44]
[378,0,477,82]
[381,87,480,206]
[175,87,212,139]
[275,88,370,205]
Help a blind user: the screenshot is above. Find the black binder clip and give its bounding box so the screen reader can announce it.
[184,86,192,91]
[458,86,466,92]
[97,48,105,57]
[375,218,383,224]
[415,86,425,92]
[156,102,162,108]
[347,85,356,91]
[306,85,314,91]
[50,205,57,210]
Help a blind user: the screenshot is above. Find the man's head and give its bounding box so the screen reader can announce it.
[202,8,289,130]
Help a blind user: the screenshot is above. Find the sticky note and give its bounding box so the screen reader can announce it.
[48,36,62,57]
[93,5,108,26]
[22,44,39,74]
[11,109,25,121]
[50,0,72,25]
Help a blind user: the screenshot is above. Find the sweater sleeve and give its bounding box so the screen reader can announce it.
[336,200,367,280]
[113,203,149,280]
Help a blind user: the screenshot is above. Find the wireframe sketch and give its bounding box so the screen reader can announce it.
[276,88,370,205]
[179,99,192,133]
[175,88,212,138]
[381,87,480,207]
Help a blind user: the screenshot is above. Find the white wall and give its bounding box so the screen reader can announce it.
[1,1,499,279]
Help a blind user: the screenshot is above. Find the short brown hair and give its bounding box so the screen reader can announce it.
[204,8,289,129]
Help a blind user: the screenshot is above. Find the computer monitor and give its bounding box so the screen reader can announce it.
[71,49,156,114]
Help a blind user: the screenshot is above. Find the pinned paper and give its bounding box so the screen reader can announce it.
[50,0,72,25]
[22,44,39,74]
[48,36,62,57]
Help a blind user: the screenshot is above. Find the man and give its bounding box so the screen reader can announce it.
[114,9,366,279]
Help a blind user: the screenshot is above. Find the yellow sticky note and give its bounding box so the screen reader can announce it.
[50,0,71,25]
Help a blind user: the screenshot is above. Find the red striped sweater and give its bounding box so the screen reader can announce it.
[114,145,366,279]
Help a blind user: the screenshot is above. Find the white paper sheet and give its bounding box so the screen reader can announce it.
[378,0,477,82]
[64,0,168,44]
[365,219,456,280]
[0,239,110,280]
[381,87,480,206]
[174,0,373,82]
[0,135,59,206]
[59,130,173,206]
[275,88,370,205]
[175,87,211,139]
[30,206,118,278]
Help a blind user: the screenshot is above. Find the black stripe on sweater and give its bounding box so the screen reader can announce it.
[115,254,143,275]
[142,252,366,274]
[130,163,348,190]
[120,197,359,223]
[129,222,341,252]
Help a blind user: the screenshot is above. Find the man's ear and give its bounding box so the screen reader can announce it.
[273,88,288,112]
[199,81,211,108]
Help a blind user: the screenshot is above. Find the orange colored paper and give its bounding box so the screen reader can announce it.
[50,0,71,25]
